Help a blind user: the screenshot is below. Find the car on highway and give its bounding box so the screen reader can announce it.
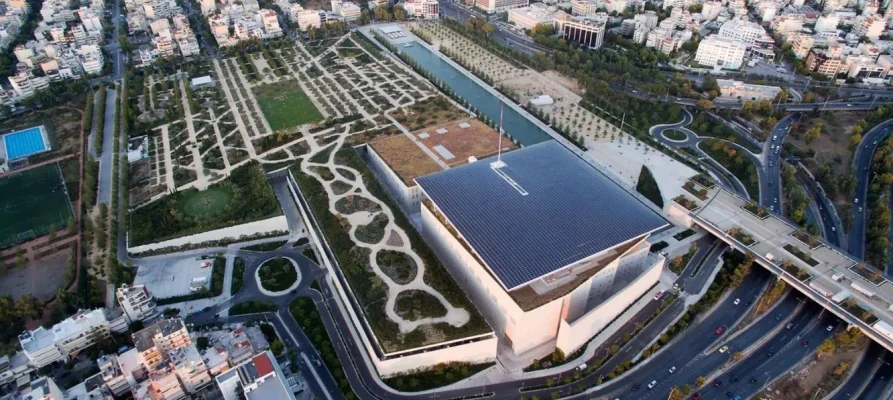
[751,377,758,383]
[855,198,859,203]
[730,376,739,382]
[732,396,741,400]
[847,103,853,107]
[786,323,793,329]
[719,345,729,353]
[801,340,810,346]
[692,393,702,400]
[827,325,834,331]
[647,380,657,389]
[654,291,663,300]
[714,380,723,387]
[727,391,734,397]
[768,350,775,357]
[716,326,725,335]
[733,298,740,305]
[669,366,677,373]
[631,384,640,391]
[776,313,783,321]
[859,207,863,212]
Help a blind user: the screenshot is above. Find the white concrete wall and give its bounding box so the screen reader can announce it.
[376,335,499,378]
[666,201,694,228]
[127,215,289,253]
[361,144,424,211]
[421,204,561,355]
[555,256,663,355]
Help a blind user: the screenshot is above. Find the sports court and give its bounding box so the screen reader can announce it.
[0,125,49,160]
[0,163,73,248]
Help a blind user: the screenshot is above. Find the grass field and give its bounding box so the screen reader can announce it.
[179,187,233,217]
[0,163,73,248]
[253,79,323,132]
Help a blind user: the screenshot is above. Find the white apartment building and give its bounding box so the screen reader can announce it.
[474,0,528,14]
[854,14,886,40]
[770,16,804,39]
[570,0,597,16]
[257,9,282,38]
[403,0,439,19]
[717,79,782,101]
[633,10,658,30]
[792,34,814,59]
[97,354,130,397]
[216,351,297,400]
[200,0,216,15]
[632,24,649,43]
[331,0,361,21]
[815,15,840,33]
[701,0,722,20]
[718,19,770,47]
[695,35,747,69]
[296,8,328,30]
[116,284,158,324]
[19,309,112,368]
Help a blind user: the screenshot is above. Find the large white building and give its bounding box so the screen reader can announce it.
[718,19,770,48]
[475,0,528,14]
[854,14,886,41]
[508,3,565,30]
[557,15,606,49]
[416,142,668,356]
[695,35,747,70]
[19,309,113,368]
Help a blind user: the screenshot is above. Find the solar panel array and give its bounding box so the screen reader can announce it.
[416,141,668,290]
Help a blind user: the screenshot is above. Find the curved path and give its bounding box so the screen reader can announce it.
[650,108,764,201]
[300,133,471,333]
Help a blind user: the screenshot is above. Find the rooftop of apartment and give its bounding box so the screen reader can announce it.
[368,117,517,187]
[133,318,185,352]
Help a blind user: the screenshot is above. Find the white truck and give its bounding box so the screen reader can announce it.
[831,290,851,304]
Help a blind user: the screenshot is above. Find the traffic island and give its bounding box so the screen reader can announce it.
[256,256,301,296]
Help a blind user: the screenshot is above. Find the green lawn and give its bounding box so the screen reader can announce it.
[179,187,233,217]
[0,163,73,248]
[253,79,323,132]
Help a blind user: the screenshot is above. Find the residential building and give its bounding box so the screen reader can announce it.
[718,19,770,47]
[5,376,65,400]
[805,46,843,77]
[570,0,597,17]
[19,309,112,368]
[791,34,814,59]
[117,284,158,324]
[215,351,297,400]
[815,15,840,33]
[403,0,439,19]
[98,354,131,397]
[133,318,192,370]
[853,14,886,41]
[200,0,216,15]
[694,35,747,69]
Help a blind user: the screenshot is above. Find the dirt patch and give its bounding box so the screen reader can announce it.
[0,252,70,301]
[762,346,864,400]
[791,112,866,178]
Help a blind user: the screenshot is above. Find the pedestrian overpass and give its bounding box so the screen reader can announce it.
[668,183,893,352]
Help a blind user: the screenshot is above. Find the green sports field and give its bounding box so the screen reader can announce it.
[253,79,323,132]
[0,163,73,248]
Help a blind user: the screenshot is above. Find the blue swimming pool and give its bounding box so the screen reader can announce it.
[3,126,47,160]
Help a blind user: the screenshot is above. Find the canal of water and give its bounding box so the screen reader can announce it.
[396,41,552,146]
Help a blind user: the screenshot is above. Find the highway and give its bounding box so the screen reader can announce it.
[829,342,884,400]
[848,119,893,260]
[438,1,552,57]
[762,114,797,214]
[856,350,893,399]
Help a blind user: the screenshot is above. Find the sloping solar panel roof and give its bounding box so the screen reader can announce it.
[416,141,668,290]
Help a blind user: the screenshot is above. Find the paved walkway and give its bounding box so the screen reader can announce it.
[301,132,470,332]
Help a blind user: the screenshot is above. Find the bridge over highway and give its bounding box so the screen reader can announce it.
[669,184,893,352]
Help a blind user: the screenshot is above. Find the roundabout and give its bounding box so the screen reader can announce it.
[661,129,689,142]
[255,256,301,296]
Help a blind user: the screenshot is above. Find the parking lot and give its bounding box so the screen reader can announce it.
[133,256,215,299]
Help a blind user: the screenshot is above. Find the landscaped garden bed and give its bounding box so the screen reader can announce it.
[258,257,298,292]
[781,260,811,281]
[129,163,282,246]
[742,200,769,219]
[848,263,886,285]
[783,244,820,267]
[840,299,878,324]
[673,195,698,211]
[230,300,278,315]
[291,147,490,352]
[673,228,696,241]
[384,362,495,392]
[791,230,822,249]
[290,296,356,399]
[727,227,755,246]
[682,181,708,200]
[691,174,715,188]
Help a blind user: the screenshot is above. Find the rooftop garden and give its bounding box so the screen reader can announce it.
[682,181,708,201]
[840,299,878,324]
[791,230,822,249]
[848,264,886,286]
[743,200,769,219]
[782,244,820,267]
[727,227,755,246]
[781,260,811,281]
[691,174,715,188]
[673,195,698,211]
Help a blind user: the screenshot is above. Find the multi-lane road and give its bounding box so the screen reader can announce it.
[849,119,893,262]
